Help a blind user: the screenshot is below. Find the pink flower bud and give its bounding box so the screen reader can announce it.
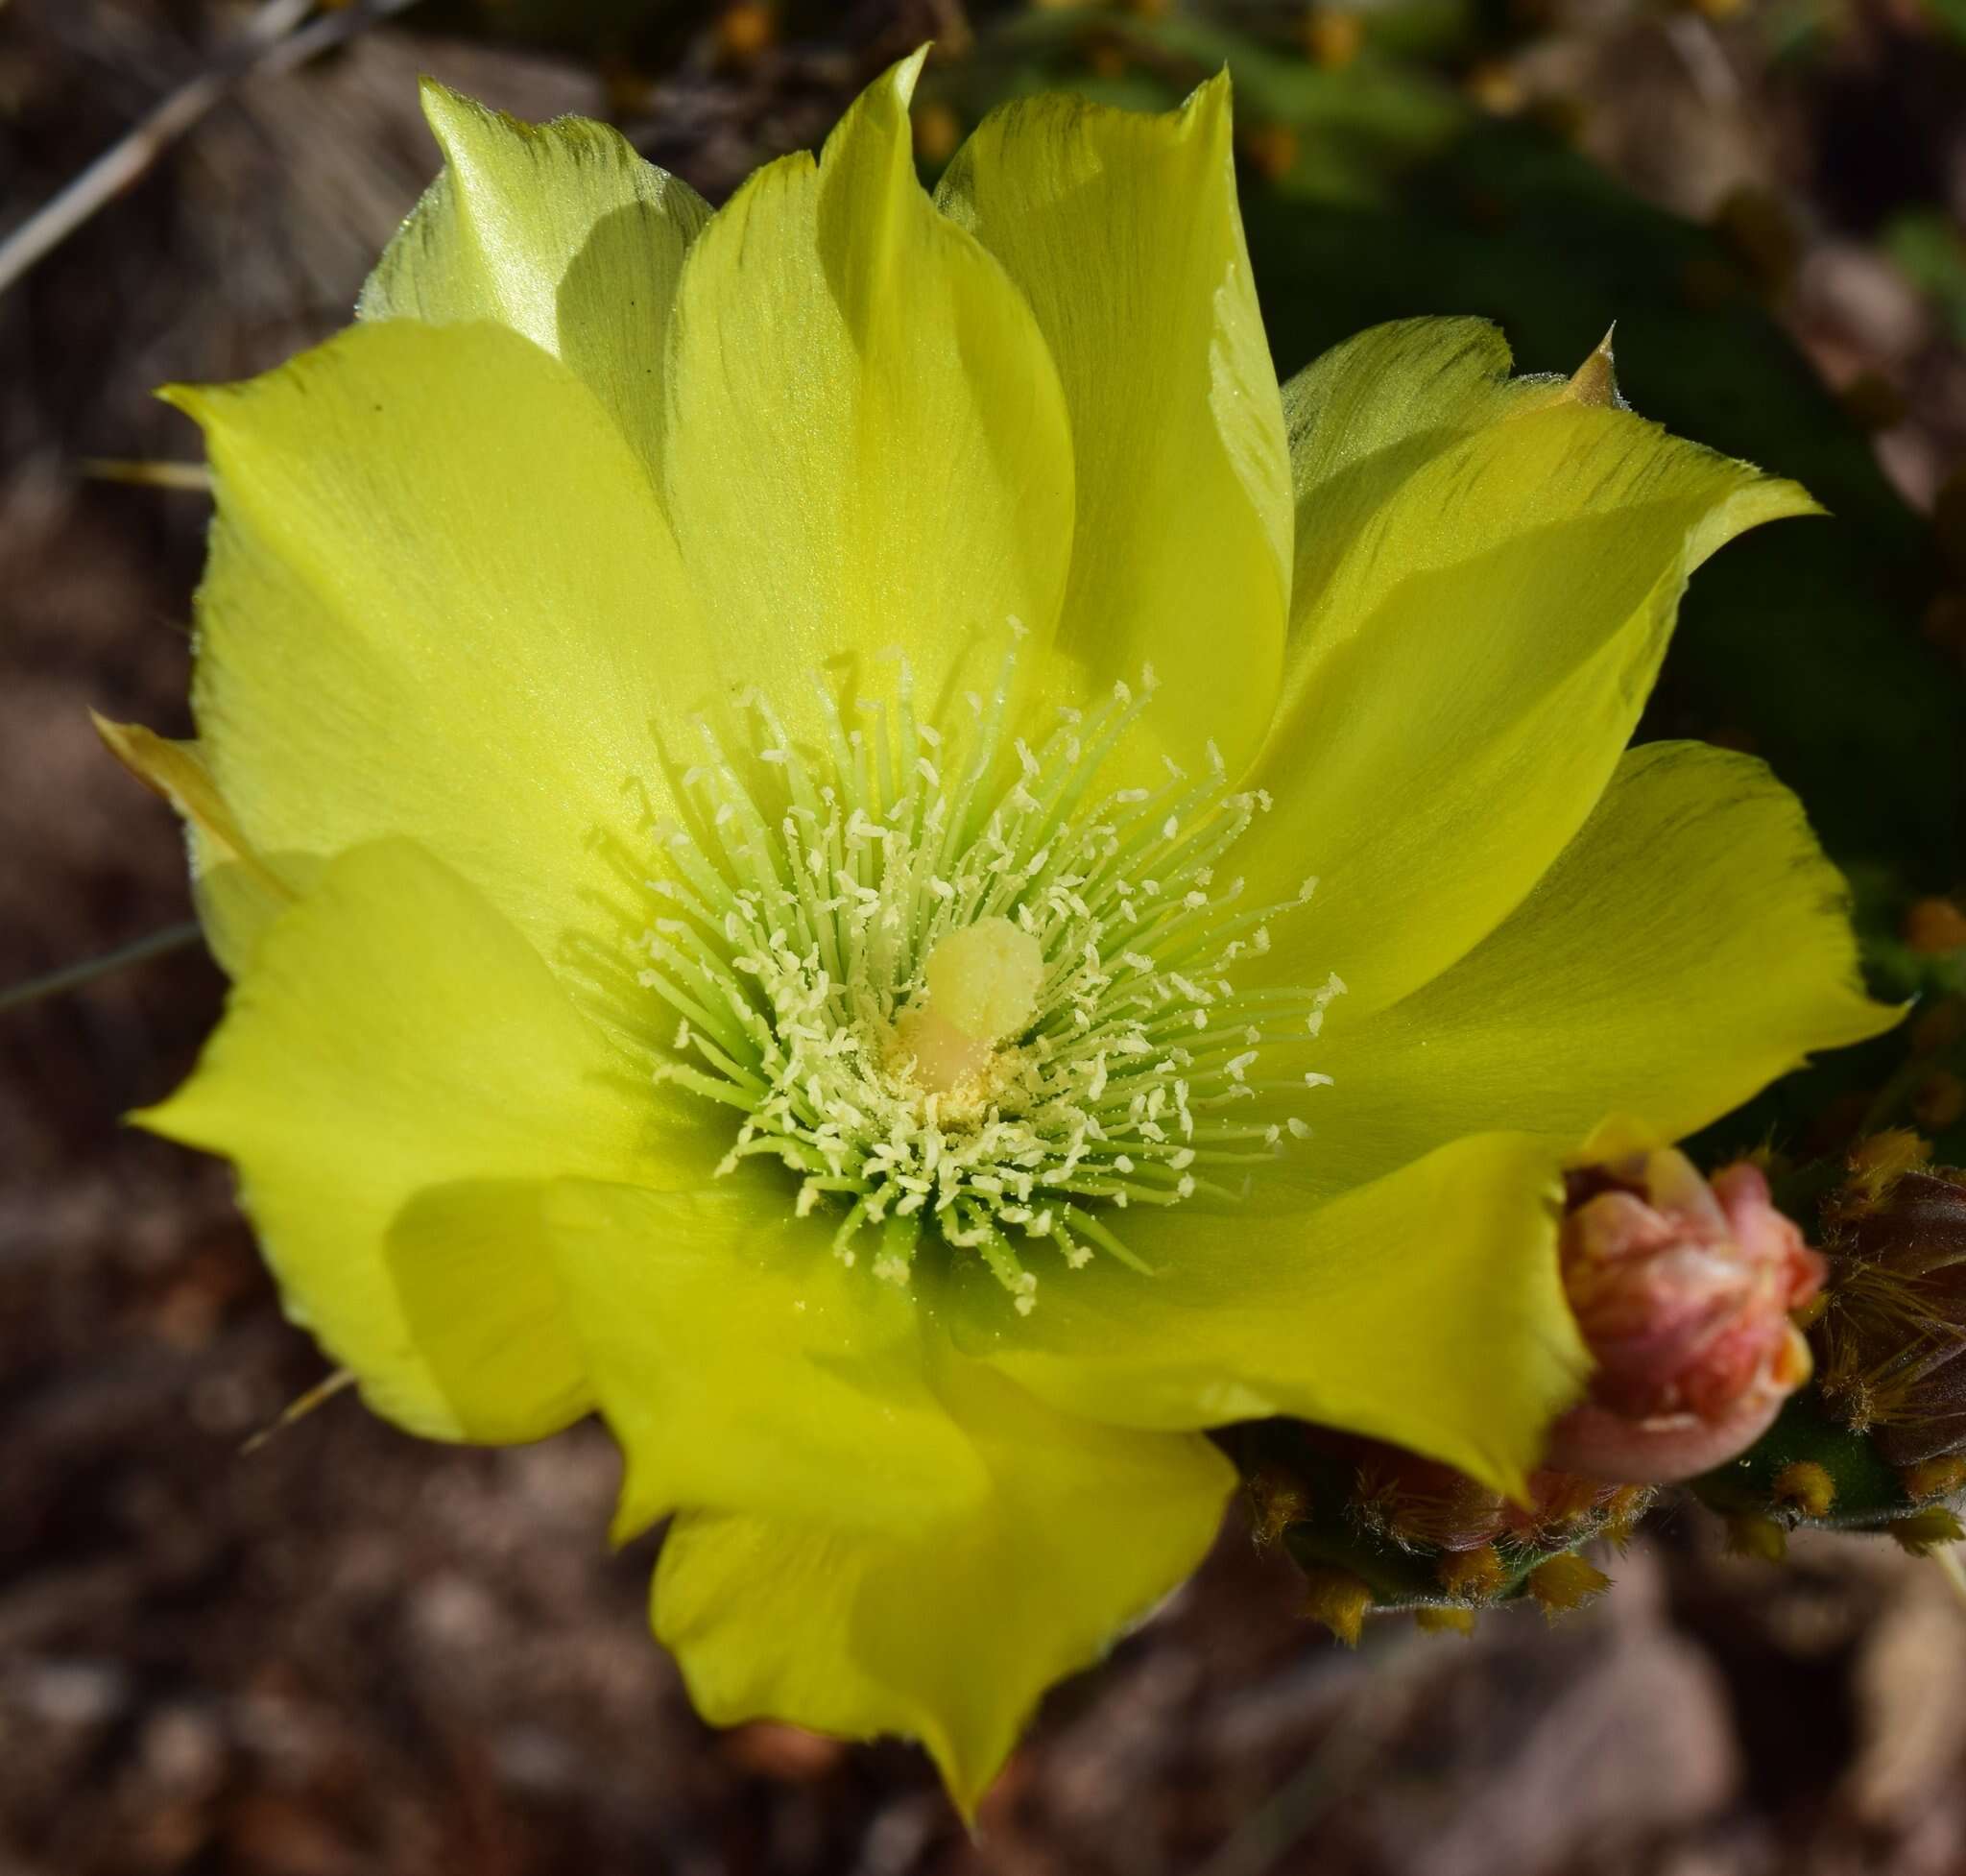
[1546,1148,1824,1483]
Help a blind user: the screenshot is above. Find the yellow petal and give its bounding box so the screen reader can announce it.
[937,75,1290,773]
[653,1357,1232,1816]
[360,82,709,484]
[91,715,308,973]
[382,1180,588,1442]
[137,840,689,1440]
[542,1178,988,1543]
[659,55,1077,741]
[1278,317,1557,650]
[170,317,710,1019]
[946,1130,1585,1501]
[1244,342,1814,1015]
[1299,740,1903,1190]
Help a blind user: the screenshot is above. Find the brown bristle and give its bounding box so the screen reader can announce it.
[1245,1467,1309,1551]
[1435,1543,1507,1601]
[1301,1568,1374,1648]
[1836,1131,1934,1211]
[1901,1455,1966,1503]
[1601,1485,1657,1550]
[1527,1553,1610,1619]
[1772,1461,1836,1520]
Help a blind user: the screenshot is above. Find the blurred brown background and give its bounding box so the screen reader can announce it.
[5,3,1966,1871]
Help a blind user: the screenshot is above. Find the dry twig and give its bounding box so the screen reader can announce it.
[0,921,203,1017]
[0,0,422,301]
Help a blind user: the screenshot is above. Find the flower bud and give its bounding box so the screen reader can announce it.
[1546,1147,1825,1483]
[1818,1161,1966,1466]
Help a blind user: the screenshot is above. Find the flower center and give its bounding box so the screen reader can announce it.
[636,650,1341,1311]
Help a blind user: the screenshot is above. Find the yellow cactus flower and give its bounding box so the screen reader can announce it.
[106,55,1896,1811]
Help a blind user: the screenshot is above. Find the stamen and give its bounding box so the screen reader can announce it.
[637,656,1338,1304]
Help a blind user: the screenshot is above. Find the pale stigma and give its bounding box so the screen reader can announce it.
[896,917,1044,1094]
